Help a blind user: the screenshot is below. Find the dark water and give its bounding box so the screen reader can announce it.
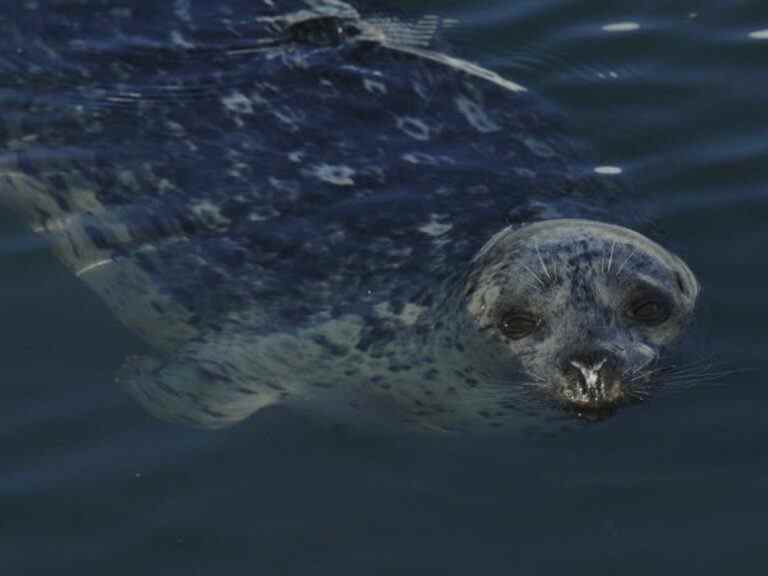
[1,1,766,574]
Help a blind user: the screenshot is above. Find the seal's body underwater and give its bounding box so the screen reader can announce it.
[0,0,698,432]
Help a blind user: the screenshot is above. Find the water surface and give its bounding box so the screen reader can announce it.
[1,1,766,574]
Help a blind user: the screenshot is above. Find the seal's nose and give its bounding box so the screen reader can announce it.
[570,356,607,389]
[560,349,622,407]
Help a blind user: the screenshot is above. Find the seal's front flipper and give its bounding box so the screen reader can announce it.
[118,347,282,429]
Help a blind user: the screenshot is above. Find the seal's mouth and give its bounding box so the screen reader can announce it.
[555,354,631,420]
[561,399,622,421]
[556,381,630,421]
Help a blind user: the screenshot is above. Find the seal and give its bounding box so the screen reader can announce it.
[459,220,699,420]
[0,0,699,433]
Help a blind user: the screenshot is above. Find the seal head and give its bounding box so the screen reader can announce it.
[460,219,699,418]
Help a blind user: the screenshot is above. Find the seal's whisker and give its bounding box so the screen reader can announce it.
[662,369,742,387]
[659,366,716,379]
[606,240,616,275]
[657,361,733,379]
[658,357,717,370]
[623,365,645,378]
[632,378,654,392]
[535,241,553,283]
[624,358,737,388]
[655,378,718,393]
[624,384,651,401]
[520,380,549,391]
[521,263,546,290]
[658,378,708,391]
[624,363,663,380]
[626,356,747,396]
[616,247,636,278]
[624,372,650,384]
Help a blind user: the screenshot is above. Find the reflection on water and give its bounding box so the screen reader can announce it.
[1,1,766,574]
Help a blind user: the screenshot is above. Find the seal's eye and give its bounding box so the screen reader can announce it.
[497,309,540,340]
[627,300,670,325]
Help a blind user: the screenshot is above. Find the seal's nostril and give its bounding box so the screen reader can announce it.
[569,357,607,374]
[562,348,614,376]
[568,357,606,391]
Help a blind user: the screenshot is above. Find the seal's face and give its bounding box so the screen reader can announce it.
[464,219,699,418]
